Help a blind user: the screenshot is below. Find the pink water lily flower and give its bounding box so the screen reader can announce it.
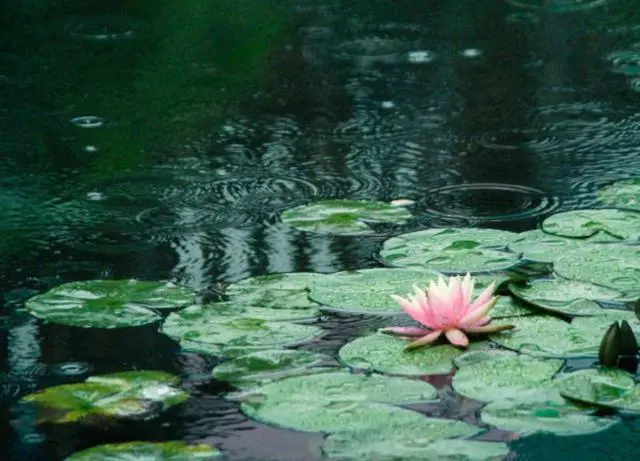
[380,273,515,349]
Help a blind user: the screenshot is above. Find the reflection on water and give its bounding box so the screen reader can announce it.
[2,0,640,459]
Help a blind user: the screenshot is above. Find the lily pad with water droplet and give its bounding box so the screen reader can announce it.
[380,228,520,273]
[452,354,563,402]
[322,416,485,460]
[281,199,412,235]
[508,277,627,316]
[480,388,617,436]
[243,400,440,434]
[339,333,482,376]
[198,302,320,322]
[556,368,640,412]
[554,244,640,297]
[65,441,221,461]
[225,272,323,310]
[541,209,640,241]
[308,268,440,315]
[489,312,640,358]
[598,178,640,210]
[161,305,322,358]
[212,349,337,387]
[506,229,590,263]
[25,280,195,328]
[233,371,437,407]
[21,370,188,424]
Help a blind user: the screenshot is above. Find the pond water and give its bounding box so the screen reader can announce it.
[2,0,640,460]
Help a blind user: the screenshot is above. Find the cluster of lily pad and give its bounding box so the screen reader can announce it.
[16,192,640,460]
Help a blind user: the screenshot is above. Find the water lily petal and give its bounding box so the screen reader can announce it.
[469,282,496,311]
[390,294,428,326]
[405,330,442,350]
[463,324,515,334]
[379,326,429,337]
[461,273,474,305]
[444,328,469,347]
[460,296,499,327]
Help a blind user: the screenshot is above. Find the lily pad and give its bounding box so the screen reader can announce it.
[65,441,221,460]
[541,209,640,241]
[489,312,640,358]
[322,416,484,460]
[233,371,438,407]
[198,302,320,322]
[25,280,195,328]
[21,370,188,424]
[308,268,440,315]
[599,178,640,210]
[506,229,588,263]
[225,272,322,310]
[556,368,640,412]
[161,306,322,357]
[492,296,537,318]
[453,349,519,368]
[508,278,627,316]
[338,333,476,376]
[243,400,445,434]
[212,349,337,387]
[554,244,640,297]
[480,388,617,436]
[281,199,412,235]
[380,228,520,273]
[452,354,563,402]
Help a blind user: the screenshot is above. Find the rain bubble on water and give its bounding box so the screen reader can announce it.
[460,48,483,58]
[407,50,436,64]
[70,116,105,128]
[50,361,93,377]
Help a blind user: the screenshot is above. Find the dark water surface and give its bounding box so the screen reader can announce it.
[2,0,640,459]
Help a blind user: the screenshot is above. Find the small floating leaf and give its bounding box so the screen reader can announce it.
[452,354,563,402]
[21,370,188,424]
[541,208,640,241]
[554,244,640,297]
[65,441,221,460]
[480,389,617,436]
[225,272,323,310]
[506,229,587,263]
[212,349,337,387]
[598,178,640,210]
[556,368,640,412]
[281,199,412,235]
[380,228,520,273]
[490,312,640,358]
[322,416,483,460]
[25,280,195,328]
[308,268,440,315]
[162,306,322,358]
[508,277,626,316]
[339,333,475,376]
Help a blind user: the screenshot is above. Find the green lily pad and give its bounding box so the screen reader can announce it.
[554,244,640,297]
[233,371,438,407]
[161,306,322,357]
[380,228,520,273]
[338,333,478,376]
[452,354,563,402]
[225,272,322,310]
[22,370,188,424]
[453,349,519,368]
[308,268,440,315]
[480,388,617,436]
[65,441,221,460]
[243,400,444,434]
[541,209,640,241]
[322,417,484,460]
[556,368,640,412]
[508,278,627,316]
[281,199,412,235]
[489,312,640,358]
[212,349,337,387]
[198,302,320,322]
[599,178,640,210]
[492,296,537,318]
[24,280,195,328]
[506,229,589,263]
